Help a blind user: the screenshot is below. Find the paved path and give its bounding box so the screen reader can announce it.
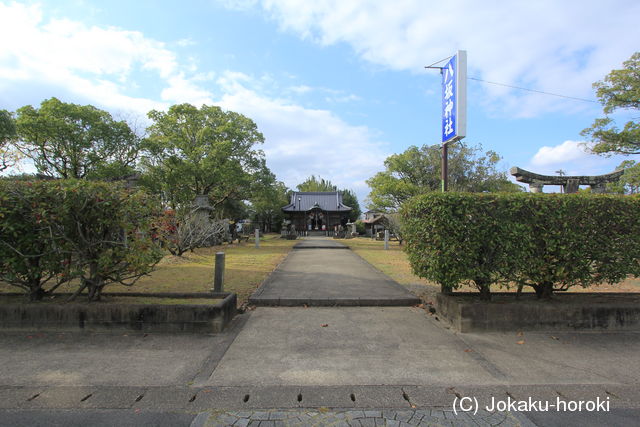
[249,237,420,306]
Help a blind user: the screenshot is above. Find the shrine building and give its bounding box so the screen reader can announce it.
[282,191,352,233]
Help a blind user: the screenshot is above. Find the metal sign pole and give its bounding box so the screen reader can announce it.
[441,143,448,192]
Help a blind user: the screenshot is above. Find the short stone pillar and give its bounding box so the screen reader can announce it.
[255,229,260,248]
[213,252,225,293]
[529,182,544,193]
[563,179,580,194]
[384,229,389,250]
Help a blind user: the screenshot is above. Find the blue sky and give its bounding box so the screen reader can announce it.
[1,0,639,203]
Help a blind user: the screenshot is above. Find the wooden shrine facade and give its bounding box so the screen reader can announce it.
[282,191,352,232]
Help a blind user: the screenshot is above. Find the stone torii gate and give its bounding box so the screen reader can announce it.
[510,167,624,193]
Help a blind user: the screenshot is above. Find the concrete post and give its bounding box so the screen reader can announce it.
[213,252,225,293]
[384,229,389,250]
[255,229,260,248]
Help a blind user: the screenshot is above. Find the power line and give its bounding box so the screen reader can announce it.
[468,77,598,103]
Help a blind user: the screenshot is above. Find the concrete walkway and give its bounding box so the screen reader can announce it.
[249,237,420,306]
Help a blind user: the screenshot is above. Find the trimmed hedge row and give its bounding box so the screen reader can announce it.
[0,180,163,301]
[401,193,640,299]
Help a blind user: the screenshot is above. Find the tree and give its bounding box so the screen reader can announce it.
[142,104,265,209]
[297,175,362,221]
[341,189,362,222]
[0,181,74,301]
[297,175,337,192]
[366,142,521,211]
[582,52,640,155]
[0,109,21,172]
[59,181,163,301]
[608,160,640,194]
[251,169,289,233]
[15,98,140,179]
[154,208,227,257]
[0,180,162,301]
[383,213,404,245]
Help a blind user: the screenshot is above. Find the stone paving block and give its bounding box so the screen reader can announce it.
[298,386,355,408]
[234,418,251,427]
[505,384,565,407]
[79,386,145,409]
[602,385,640,408]
[197,386,302,410]
[345,410,365,419]
[351,386,411,408]
[449,385,509,409]
[132,386,197,410]
[248,386,301,409]
[393,410,414,422]
[0,387,46,409]
[401,386,453,408]
[18,386,95,409]
[191,386,249,410]
[553,384,620,407]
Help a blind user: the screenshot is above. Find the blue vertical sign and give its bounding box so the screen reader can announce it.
[441,50,467,144]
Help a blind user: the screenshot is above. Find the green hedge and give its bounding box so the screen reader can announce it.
[401,193,640,299]
[0,180,162,301]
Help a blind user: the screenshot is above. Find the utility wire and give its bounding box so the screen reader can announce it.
[468,77,598,103]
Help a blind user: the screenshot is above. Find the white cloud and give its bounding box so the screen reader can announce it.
[0,1,389,202]
[254,0,640,117]
[528,140,634,178]
[215,72,388,200]
[532,140,590,167]
[0,2,211,114]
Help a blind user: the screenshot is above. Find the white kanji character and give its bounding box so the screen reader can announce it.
[444,80,453,99]
[444,99,454,118]
[444,117,453,136]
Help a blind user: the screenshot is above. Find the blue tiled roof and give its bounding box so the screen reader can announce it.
[282,191,352,212]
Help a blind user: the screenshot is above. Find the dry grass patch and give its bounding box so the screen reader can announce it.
[0,234,297,306]
[343,237,640,295]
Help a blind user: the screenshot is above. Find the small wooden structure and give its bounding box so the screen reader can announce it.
[510,167,623,193]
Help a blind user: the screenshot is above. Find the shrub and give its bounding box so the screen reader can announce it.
[401,193,640,300]
[401,193,530,300]
[0,180,163,301]
[0,181,74,300]
[59,180,163,301]
[154,207,227,256]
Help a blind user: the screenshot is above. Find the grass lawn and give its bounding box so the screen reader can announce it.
[343,236,640,296]
[0,234,297,307]
[342,237,435,287]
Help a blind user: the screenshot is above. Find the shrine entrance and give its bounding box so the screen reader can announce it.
[307,207,325,231]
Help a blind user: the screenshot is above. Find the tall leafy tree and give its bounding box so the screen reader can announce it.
[297,175,361,221]
[0,109,20,172]
[367,142,521,211]
[608,160,640,194]
[251,169,290,232]
[297,175,337,192]
[15,98,140,179]
[582,52,640,155]
[142,103,265,209]
[341,189,362,222]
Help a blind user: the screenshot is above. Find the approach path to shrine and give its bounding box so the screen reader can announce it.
[249,236,420,307]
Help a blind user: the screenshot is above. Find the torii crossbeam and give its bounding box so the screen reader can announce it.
[510,167,623,193]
